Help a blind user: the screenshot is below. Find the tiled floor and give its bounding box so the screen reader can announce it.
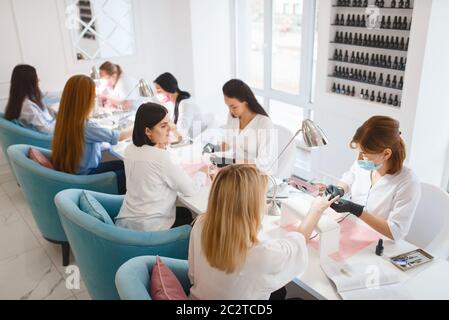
[0,150,90,300]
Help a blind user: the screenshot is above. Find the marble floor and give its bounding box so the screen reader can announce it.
[0,149,90,300]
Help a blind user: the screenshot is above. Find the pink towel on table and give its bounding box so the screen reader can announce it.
[278,214,381,262]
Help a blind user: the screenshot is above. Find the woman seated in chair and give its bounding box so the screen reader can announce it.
[4,64,55,134]
[52,75,132,194]
[188,165,338,300]
[115,103,208,232]
[324,116,421,240]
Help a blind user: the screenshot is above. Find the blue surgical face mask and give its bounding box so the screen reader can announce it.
[357,160,383,171]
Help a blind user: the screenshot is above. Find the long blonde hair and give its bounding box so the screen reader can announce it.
[200,165,268,273]
[52,75,95,173]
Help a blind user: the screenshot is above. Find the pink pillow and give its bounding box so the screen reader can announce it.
[28,148,54,170]
[150,256,188,300]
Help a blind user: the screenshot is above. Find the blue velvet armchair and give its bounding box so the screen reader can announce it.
[0,113,52,177]
[115,255,190,300]
[7,144,119,266]
[54,189,192,300]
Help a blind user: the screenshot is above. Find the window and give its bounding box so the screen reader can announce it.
[234,0,318,134]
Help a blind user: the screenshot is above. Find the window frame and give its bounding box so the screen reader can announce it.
[233,0,318,118]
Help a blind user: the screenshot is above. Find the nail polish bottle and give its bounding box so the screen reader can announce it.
[385,36,390,48]
[346,86,351,96]
[370,53,375,65]
[360,89,364,99]
[386,16,391,29]
[402,17,408,30]
[405,0,410,8]
[351,14,356,26]
[385,74,391,87]
[356,52,360,64]
[368,71,372,83]
[370,91,375,101]
[350,51,356,63]
[351,86,356,96]
[387,56,392,68]
[398,76,404,90]
[375,54,380,66]
[344,50,349,62]
[363,34,368,46]
[350,68,354,78]
[388,93,393,105]
[339,49,344,61]
[393,56,399,69]
[336,84,341,94]
[365,53,370,65]
[361,15,366,27]
[391,0,396,8]
[392,75,397,88]
[362,70,367,82]
[356,14,361,27]
[398,0,404,8]
[405,38,409,51]
[337,0,342,6]
[332,83,337,93]
[376,92,382,102]
[380,35,385,48]
[363,0,368,7]
[382,93,387,104]
[393,95,399,106]
[399,57,405,70]
[397,17,402,30]
[348,33,353,44]
[373,72,377,84]
[333,66,338,76]
[364,89,369,100]
[378,73,384,86]
[346,14,351,26]
[342,85,346,95]
[367,34,372,46]
[335,14,340,25]
[353,33,359,45]
[395,36,400,49]
[380,16,386,29]
[334,31,340,43]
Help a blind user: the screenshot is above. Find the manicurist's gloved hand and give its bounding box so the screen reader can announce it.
[330,198,364,217]
[325,185,345,198]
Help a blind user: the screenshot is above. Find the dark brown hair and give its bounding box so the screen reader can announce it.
[5,64,44,120]
[351,116,405,174]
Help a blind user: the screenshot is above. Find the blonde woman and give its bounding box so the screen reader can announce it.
[188,165,338,300]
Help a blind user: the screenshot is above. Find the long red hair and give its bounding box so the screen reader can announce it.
[52,75,95,173]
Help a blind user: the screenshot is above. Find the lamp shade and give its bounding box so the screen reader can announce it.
[138,79,154,97]
[302,119,328,148]
[90,66,99,80]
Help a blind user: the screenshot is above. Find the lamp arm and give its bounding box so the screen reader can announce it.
[267,128,303,173]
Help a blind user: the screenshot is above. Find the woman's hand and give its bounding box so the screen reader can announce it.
[309,194,340,216]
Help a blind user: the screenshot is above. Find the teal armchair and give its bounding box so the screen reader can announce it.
[0,113,52,176]
[115,255,190,300]
[7,144,118,266]
[54,189,192,300]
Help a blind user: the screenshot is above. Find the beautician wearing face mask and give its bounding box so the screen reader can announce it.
[325,116,421,240]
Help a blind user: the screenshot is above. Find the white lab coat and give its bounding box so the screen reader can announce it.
[171,98,210,139]
[18,99,55,134]
[103,74,139,108]
[341,161,421,240]
[188,217,308,300]
[115,144,206,231]
[222,113,277,174]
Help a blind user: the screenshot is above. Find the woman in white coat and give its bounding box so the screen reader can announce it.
[325,116,421,240]
[219,79,277,175]
[154,72,209,142]
[115,103,208,232]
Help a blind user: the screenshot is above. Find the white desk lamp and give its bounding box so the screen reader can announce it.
[267,119,328,216]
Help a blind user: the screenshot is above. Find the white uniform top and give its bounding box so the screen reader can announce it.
[115,144,205,231]
[222,113,277,175]
[103,74,139,108]
[188,217,308,300]
[341,161,421,240]
[171,98,209,139]
[18,98,55,134]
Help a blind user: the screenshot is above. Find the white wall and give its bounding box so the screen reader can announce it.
[190,0,233,125]
[409,0,449,188]
[310,0,435,183]
[0,0,194,112]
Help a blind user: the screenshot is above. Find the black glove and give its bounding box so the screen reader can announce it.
[202,143,219,154]
[330,198,364,217]
[325,185,345,198]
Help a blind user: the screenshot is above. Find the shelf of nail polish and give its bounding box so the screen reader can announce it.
[334,0,412,9]
[329,75,403,91]
[330,49,406,71]
[332,14,411,30]
[332,32,409,50]
[331,83,401,107]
